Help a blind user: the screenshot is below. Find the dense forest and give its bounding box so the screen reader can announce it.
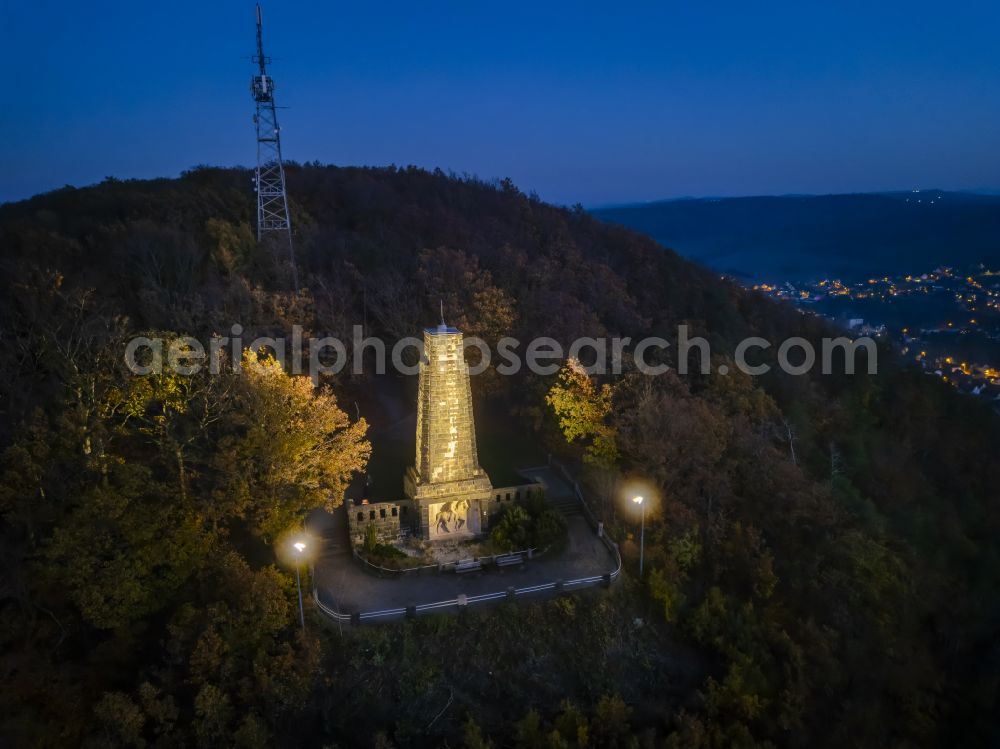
[1,165,998,747]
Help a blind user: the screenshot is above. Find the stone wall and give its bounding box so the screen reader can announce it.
[346,499,416,546]
[482,482,545,528]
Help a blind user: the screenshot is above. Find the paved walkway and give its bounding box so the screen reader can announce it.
[308,466,619,618]
[516,465,576,498]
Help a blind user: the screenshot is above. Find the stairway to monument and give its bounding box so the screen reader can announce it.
[548,494,583,517]
[518,466,585,518]
[319,525,351,556]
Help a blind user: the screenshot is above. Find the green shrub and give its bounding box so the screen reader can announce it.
[363,522,378,552]
[489,491,567,552]
[490,504,532,552]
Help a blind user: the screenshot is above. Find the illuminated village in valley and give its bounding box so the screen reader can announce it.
[750,265,1000,403]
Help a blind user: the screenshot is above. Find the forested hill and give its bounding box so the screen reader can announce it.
[0,165,750,358]
[0,164,817,437]
[1,165,999,747]
[593,191,1000,282]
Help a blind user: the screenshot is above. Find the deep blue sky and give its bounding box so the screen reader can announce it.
[4,0,1000,206]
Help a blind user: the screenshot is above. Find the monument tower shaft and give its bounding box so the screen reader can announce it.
[414,326,482,483]
[405,324,492,540]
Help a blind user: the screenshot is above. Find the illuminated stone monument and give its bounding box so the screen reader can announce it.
[345,320,543,549]
[404,323,493,540]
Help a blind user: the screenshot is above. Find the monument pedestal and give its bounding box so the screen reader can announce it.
[405,467,493,541]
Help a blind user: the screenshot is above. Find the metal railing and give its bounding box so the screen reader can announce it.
[313,562,619,624]
[352,551,439,578]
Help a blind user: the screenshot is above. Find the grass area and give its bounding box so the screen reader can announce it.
[358,548,434,570]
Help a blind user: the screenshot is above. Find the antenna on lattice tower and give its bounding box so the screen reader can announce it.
[251,3,298,290]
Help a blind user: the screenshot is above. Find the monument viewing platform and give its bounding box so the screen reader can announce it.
[311,463,622,623]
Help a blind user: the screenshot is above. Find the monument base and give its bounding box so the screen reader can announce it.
[404,467,493,541]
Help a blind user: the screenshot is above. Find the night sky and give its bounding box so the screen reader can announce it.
[5,0,1000,205]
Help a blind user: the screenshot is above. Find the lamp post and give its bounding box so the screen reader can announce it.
[293,540,306,630]
[632,495,645,578]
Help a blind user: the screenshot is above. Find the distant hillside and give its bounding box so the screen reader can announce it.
[593,191,1000,282]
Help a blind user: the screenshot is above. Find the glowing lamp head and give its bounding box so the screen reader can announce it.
[293,541,306,554]
[632,495,644,505]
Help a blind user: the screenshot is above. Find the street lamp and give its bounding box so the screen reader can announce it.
[632,495,645,578]
[293,540,306,630]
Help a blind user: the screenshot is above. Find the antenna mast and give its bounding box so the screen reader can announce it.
[251,3,298,289]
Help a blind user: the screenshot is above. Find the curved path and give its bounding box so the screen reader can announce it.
[308,466,620,620]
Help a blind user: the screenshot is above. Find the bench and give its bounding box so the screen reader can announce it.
[455,558,482,574]
[495,553,524,568]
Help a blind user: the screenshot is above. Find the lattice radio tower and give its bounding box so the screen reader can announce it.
[251,3,298,289]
